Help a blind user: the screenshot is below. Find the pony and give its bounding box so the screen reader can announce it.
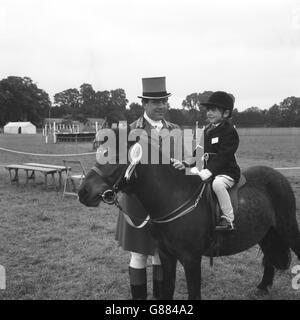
[78,130,300,300]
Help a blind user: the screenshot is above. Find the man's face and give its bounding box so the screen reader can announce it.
[144,98,168,121]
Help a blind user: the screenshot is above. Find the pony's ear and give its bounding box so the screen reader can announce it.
[128,143,143,164]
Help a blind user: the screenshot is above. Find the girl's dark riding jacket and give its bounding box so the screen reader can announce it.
[202,120,240,183]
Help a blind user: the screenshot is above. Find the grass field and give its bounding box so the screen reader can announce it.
[0,132,300,300]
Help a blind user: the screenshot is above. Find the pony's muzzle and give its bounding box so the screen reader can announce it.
[101,189,117,205]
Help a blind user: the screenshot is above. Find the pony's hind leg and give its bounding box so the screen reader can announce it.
[257,256,275,292]
[182,256,202,300]
[289,231,300,261]
[258,227,291,293]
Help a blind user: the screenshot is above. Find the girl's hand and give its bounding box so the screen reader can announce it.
[190,167,212,181]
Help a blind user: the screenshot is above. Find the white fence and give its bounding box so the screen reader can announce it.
[236,127,300,136]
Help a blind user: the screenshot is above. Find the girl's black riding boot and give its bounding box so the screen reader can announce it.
[129,267,147,300]
[153,264,163,300]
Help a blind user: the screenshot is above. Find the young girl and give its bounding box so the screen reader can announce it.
[198,91,241,230]
[173,91,240,230]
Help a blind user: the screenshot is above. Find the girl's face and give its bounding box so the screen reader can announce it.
[206,107,225,124]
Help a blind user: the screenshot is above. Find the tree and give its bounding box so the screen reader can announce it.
[130,102,143,117]
[278,96,300,126]
[182,91,214,125]
[95,90,110,118]
[79,83,97,116]
[0,76,51,126]
[168,109,186,126]
[53,88,80,109]
[182,93,201,110]
[124,102,143,123]
[110,89,128,111]
[106,89,128,125]
[51,86,130,123]
[73,113,88,124]
[234,107,267,127]
[79,83,95,104]
[264,97,300,127]
[186,109,204,126]
[266,104,280,126]
[182,91,216,109]
[53,88,80,119]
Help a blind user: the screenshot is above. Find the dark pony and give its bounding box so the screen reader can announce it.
[78,129,300,299]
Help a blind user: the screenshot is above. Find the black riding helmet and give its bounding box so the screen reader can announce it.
[201,91,234,116]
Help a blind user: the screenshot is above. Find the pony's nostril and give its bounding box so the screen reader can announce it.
[78,186,88,199]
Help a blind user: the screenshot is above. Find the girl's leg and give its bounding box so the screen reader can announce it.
[212,175,235,224]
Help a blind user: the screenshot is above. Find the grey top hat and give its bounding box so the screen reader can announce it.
[138,77,172,99]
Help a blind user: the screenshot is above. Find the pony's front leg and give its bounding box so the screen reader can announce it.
[183,256,202,300]
[158,247,177,300]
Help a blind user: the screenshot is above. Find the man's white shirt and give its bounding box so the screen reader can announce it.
[143,112,163,132]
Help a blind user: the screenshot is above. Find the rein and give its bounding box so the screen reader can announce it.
[91,164,207,228]
[116,182,206,228]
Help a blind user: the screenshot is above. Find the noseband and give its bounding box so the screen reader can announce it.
[91,164,127,205]
[101,189,118,205]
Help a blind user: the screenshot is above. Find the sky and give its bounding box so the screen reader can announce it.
[1,0,300,111]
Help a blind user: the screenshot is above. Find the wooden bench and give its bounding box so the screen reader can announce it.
[5,164,58,188]
[23,163,70,189]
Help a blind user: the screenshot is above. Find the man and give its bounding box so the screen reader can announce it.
[115,77,179,300]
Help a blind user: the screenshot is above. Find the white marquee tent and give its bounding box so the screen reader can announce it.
[4,122,37,134]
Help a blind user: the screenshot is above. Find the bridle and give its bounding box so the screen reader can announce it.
[91,164,126,205]
[91,162,207,228]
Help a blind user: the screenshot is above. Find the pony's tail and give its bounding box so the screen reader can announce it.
[261,227,291,270]
[263,166,300,261]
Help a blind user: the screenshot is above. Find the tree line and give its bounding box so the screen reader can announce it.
[0,76,299,127]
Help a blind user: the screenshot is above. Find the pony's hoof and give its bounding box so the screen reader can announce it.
[250,287,270,299]
[257,283,269,293]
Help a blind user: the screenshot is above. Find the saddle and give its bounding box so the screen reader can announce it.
[206,174,247,228]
